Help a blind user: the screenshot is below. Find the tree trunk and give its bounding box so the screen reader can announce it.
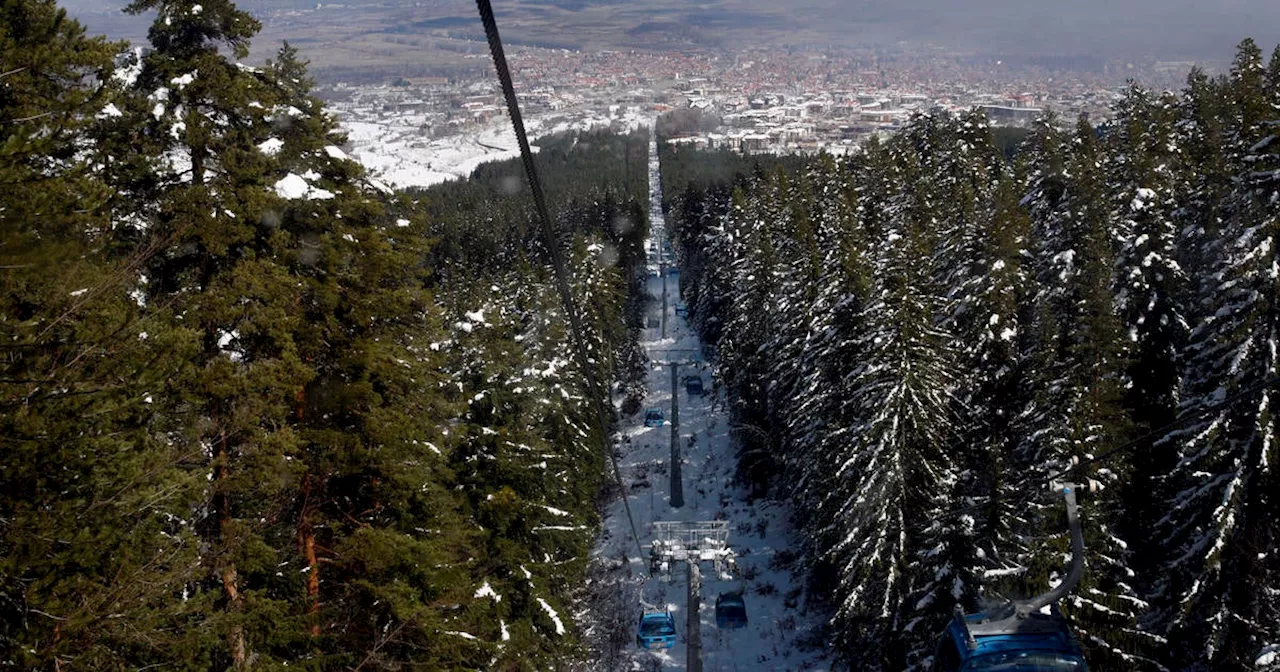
[298,475,321,637]
[221,565,247,670]
[215,430,248,670]
[302,525,321,637]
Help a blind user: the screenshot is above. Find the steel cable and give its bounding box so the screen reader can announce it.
[474,0,647,564]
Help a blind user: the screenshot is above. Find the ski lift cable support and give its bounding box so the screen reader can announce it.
[474,0,647,564]
[935,481,1093,672]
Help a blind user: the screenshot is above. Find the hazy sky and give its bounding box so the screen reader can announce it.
[792,0,1280,60]
[60,0,1280,64]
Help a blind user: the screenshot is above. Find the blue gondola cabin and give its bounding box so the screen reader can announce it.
[637,610,677,649]
[674,303,688,316]
[935,483,1092,671]
[684,375,704,396]
[934,606,1089,671]
[714,592,747,630]
[643,408,665,427]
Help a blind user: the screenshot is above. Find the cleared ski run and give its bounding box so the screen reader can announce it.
[587,129,832,671]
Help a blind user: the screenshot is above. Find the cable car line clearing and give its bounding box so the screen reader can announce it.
[473,0,646,564]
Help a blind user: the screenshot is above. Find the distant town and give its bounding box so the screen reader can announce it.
[314,44,1206,186]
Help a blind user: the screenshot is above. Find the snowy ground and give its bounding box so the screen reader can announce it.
[587,131,833,671]
[336,104,654,189]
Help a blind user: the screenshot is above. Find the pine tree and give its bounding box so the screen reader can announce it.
[1173,66,1233,301]
[1011,115,1153,666]
[759,161,828,494]
[813,139,959,670]
[1152,39,1280,671]
[720,172,782,427]
[0,0,211,667]
[101,0,435,663]
[1105,86,1189,575]
[939,146,1035,626]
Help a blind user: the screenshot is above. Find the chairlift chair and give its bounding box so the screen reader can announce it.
[643,408,665,427]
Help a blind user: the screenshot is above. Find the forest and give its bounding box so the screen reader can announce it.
[662,40,1279,671]
[0,0,647,667]
[3,0,1279,665]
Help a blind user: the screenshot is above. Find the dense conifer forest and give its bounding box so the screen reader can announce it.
[663,40,1279,671]
[3,0,1279,666]
[0,0,646,667]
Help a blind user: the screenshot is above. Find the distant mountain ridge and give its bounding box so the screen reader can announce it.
[62,0,1280,73]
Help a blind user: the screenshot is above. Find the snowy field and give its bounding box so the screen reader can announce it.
[586,133,834,671]
[336,104,654,189]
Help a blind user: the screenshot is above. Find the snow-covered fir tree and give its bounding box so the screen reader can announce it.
[1152,39,1280,671]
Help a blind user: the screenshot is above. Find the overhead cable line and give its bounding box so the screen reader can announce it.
[474,0,647,563]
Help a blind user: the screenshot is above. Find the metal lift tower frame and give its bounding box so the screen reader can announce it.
[649,520,736,672]
[649,348,702,510]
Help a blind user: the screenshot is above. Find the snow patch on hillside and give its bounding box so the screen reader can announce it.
[335,105,653,189]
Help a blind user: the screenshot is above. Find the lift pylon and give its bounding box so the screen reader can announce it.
[649,520,736,580]
[647,520,736,672]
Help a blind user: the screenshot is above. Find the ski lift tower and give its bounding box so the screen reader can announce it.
[659,226,669,338]
[650,520,736,672]
[649,348,703,509]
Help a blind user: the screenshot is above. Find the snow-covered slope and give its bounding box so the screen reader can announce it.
[336,104,654,189]
[589,131,833,671]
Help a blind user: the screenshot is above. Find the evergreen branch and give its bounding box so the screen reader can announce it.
[27,608,67,621]
[0,386,120,411]
[914,371,1279,536]
[1034,370,1279,487]
[2,292,180,414]
[4,111,55,124]
[351,614,415,672]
